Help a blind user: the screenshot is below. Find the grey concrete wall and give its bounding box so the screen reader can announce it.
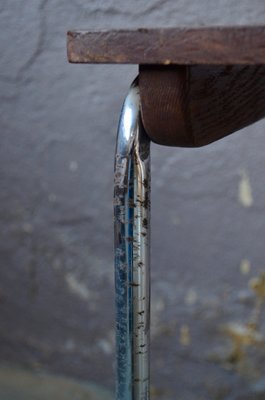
[1,1,265,399]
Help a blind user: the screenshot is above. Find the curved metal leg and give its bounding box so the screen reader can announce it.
[114,79,151,400]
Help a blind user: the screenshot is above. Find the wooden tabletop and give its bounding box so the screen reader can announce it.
[67,26,265,65]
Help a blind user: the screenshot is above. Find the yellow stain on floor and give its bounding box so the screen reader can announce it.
[240,259,251,275]
[249,273,265,300]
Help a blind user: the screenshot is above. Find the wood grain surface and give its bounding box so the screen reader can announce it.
[139,65,265,147]
[67,27,265,65]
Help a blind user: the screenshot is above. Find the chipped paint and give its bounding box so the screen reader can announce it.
[238,170,253,207]
[180,325,190,346]
[223,322,264,363]
[224,322,263,347]
[249,273,265,300]
[65,273,91,301]
[221,272,265,368]
[240,259,251,275]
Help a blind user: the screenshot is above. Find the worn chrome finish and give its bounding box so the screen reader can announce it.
[114,80,150,400]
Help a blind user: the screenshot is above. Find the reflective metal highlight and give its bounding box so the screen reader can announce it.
[114,80,150,400]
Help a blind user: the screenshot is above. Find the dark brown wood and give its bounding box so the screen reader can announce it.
[67,27,265,65]
[139,65,265,147]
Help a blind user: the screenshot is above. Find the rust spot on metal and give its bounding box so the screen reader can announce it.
[142,218,148,228]
[130,282,140,287]
[143,178,149,189]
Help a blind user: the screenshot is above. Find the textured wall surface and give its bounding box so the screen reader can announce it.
[1,1,265,399]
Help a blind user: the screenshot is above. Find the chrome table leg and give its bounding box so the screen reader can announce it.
[114,80,151,400]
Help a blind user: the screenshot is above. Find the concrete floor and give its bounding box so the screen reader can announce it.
[0,365,113,400]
